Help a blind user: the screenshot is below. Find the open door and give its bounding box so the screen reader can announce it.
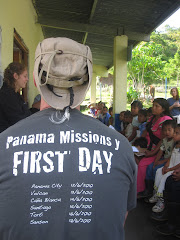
[13,29,29,103]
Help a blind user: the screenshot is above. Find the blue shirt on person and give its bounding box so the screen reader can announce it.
[167,98,180,116]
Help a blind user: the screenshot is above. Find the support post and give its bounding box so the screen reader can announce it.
[90,72,97,103]
[113,35,128,131]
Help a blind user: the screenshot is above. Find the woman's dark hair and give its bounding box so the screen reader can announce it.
[153,98,171,117]
[162,119,177,130]
[131,100,143,110]
[170,87,179,100]
[3,62,26,89]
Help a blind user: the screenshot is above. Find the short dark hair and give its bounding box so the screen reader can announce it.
[124,110,132,117]
[109,107,113,113]
[147,107,152,114]
[131,100,143,109]
[162,119,177,130]
[134,137,148,148]
[138,109,147,117]
[119,110,125,115]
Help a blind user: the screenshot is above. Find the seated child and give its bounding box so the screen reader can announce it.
[134,137,148,150]
[148,124,180,213]
[128,100,143,142]
[108,116,115,130]
[99,106,111,126]
[137,109,147,137]
[109,107,113,117]
[133,137,148,164]
[88,103,97,117]
[119,110,125,132]
[144,119,176,198]
[96,101,105,119]
[124,110,134,143]
[146,107,152,120]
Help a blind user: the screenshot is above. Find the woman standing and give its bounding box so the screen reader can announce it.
[167,87,180,123]
[137,98,172,195]
[0,62,31,133]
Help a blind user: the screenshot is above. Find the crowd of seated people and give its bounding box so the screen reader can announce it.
[146,123,180,238]
[88,95,180,238]
[124,97,180,238]
[88,101,113,126]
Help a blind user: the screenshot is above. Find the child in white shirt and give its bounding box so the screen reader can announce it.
[149,124,180,213]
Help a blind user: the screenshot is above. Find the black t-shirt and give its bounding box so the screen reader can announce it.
[0,83,31,133]
[0,108,137,240]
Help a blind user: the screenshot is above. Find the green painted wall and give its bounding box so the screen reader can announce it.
[0,0,44,106]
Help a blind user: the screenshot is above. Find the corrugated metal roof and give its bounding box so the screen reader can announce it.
[32,0,180,68]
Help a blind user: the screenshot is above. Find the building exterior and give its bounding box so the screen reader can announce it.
[0,0,44,106]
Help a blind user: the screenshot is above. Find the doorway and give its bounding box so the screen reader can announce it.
[13,29,29,103]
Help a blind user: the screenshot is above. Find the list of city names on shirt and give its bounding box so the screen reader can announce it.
[30,182,93,225]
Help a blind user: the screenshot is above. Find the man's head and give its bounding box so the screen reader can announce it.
[34,37,92,110]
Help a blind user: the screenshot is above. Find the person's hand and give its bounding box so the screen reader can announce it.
[173,101,180,108]
[172,168,180,181]
[153,162,158,168]
[162,166,167,175]
[145,150,151,157]
[164,168,169,174]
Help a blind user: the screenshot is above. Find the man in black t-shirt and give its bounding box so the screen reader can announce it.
[0,37,137,240]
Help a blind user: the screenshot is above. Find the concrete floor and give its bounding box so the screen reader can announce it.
[124,199,178,240]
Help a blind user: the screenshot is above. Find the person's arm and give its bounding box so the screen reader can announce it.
[0,92,31,125]
[141,129,147,138]
[166,163,180,173]
[105,114,110,125]
[120,129,125,136]
[145,140,162,157]
[153,149,163,167]
[32,100,41,110]
[128,126,137,142]
[169,100,180,111]
[162,158,170,174]
[156,158,169,166]
[124,212,128,226]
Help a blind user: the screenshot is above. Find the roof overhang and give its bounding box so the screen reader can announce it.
[32,0,180,68]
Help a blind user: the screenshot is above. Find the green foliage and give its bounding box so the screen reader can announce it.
[127,86,141,103]
[127,27,180,89]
